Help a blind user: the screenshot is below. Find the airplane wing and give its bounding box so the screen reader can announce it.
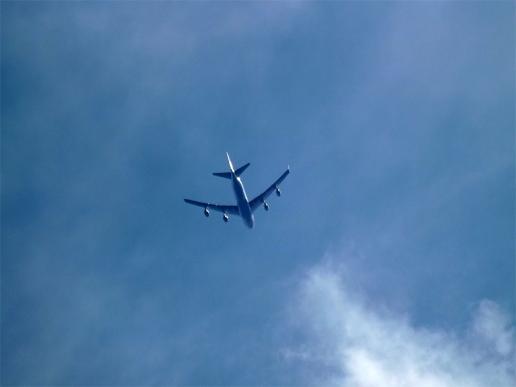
[249,167,290,212]
[183,198,240,215]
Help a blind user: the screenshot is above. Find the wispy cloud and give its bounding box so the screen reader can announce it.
[282,260,514,387]
[2,1,513,385]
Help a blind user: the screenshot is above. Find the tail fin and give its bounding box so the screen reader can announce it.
[213,153,250,178]
[213,152,235,178]
[226,152,234,172]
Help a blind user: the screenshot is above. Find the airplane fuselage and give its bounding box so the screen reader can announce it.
[231,173,254,228]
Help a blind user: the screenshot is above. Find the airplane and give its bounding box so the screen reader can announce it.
[184,153,290,229]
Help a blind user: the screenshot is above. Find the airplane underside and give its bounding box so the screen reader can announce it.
[184,153,290,229]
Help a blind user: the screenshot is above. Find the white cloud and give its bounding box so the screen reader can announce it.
[472,300,514,357]
[283,262,514,387]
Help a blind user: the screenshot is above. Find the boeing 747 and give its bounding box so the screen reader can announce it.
[184,153,290,229]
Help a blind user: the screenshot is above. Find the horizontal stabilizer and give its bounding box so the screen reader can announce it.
[235,162,250,176]
[213,171,232,179]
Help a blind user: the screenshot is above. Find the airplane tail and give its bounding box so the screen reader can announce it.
[213,171,232,179]
[213,153,250,179]
[226,152,234,172]
[234,162,250,176]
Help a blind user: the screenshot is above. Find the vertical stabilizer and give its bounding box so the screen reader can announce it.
[226,152,235,172]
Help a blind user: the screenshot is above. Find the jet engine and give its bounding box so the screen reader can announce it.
[275,187,281,197]
[223,213,229,222]
[263,201,269,211]
[204,208,210,217]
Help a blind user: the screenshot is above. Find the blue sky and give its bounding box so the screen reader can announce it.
[1,1,514,385]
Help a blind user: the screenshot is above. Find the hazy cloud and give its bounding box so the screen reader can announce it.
[283,260,515,387]
[2,1,513,385]
[472,300,514,357]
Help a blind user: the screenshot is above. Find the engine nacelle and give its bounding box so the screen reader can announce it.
[263,201,269,211]
[223,213,229,222]
[275,187,281,197]
[204,208,210,217]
